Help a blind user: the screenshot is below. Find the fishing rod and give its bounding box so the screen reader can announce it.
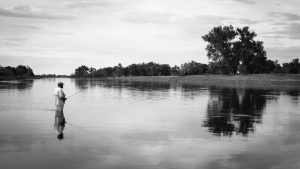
[67,89,85,99]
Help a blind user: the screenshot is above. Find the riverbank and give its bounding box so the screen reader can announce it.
[0,76,68,81]
[111,74,300,89]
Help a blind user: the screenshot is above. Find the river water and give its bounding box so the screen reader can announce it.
[0,78,300,169]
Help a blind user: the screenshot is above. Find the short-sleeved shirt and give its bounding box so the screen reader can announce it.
[54,87,65,106]
[54,87,61,96]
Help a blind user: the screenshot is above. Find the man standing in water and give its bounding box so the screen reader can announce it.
[54,82,67,139]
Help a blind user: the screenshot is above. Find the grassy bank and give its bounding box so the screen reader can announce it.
[111,74,300,89]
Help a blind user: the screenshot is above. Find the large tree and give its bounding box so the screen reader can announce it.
[202,25,237,74]
[203,25,267,74]
[74,65,90,77]
[233,27,267,74]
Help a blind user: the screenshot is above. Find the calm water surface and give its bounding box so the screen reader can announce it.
[0,78,300,169]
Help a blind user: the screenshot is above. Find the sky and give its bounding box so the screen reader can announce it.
[0,0,300,75]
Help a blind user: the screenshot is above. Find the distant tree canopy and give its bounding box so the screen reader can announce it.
[73,61,211,77]
[73,57,300,78]
[282,58,300,74]
[0,65,34,79]
[74,62,171,77]
[74,65,90,77]
[181,61,208,75]
[202,25,267,74]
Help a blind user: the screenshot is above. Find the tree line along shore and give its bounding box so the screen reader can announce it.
[71,25,300,78]
[1,25,300,85]
[72,59,300,78]
[1,64,300,89]
[0,65,34,80]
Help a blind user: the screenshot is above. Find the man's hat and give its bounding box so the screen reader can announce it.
[58,82,64,85]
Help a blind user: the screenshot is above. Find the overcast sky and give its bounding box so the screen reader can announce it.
[0,0,300,74]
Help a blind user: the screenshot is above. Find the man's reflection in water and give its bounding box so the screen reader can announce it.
[54,81,67,140]
[54,109,65,140]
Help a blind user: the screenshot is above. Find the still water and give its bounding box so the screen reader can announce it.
[0,78,300,169]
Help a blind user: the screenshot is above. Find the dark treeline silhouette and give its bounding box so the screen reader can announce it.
[0,65,34,80]
[282,58,300,74]
[72,58,300,78]
[202,25,300,74]
[0,65,69,80]
[72,61,209,77]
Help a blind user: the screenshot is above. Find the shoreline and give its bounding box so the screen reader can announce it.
[110,74,300,89]
[2,74,300,89]
[0,76,68,81]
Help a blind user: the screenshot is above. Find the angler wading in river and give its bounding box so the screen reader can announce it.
[54,82,67,139]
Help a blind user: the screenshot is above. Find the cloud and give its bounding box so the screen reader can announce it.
[224,18,262,25]
[4,38,27,43]
[121,11,172,24]
[231,0,256,4]
[12,24,40,30]
[0,38,27,48]
[266,46,300,63]
[121,12,259,27]
[0,5,73,20]
[263,23,300,39]
[179,15,261,39]
[285,23,300,39]
[64,1,114,9]
[269,12,300,21]
[184,15,260,27]
[122,3,267,26]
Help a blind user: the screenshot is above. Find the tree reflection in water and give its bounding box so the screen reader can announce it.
[0,80,33,90]
[203,87,280,137]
